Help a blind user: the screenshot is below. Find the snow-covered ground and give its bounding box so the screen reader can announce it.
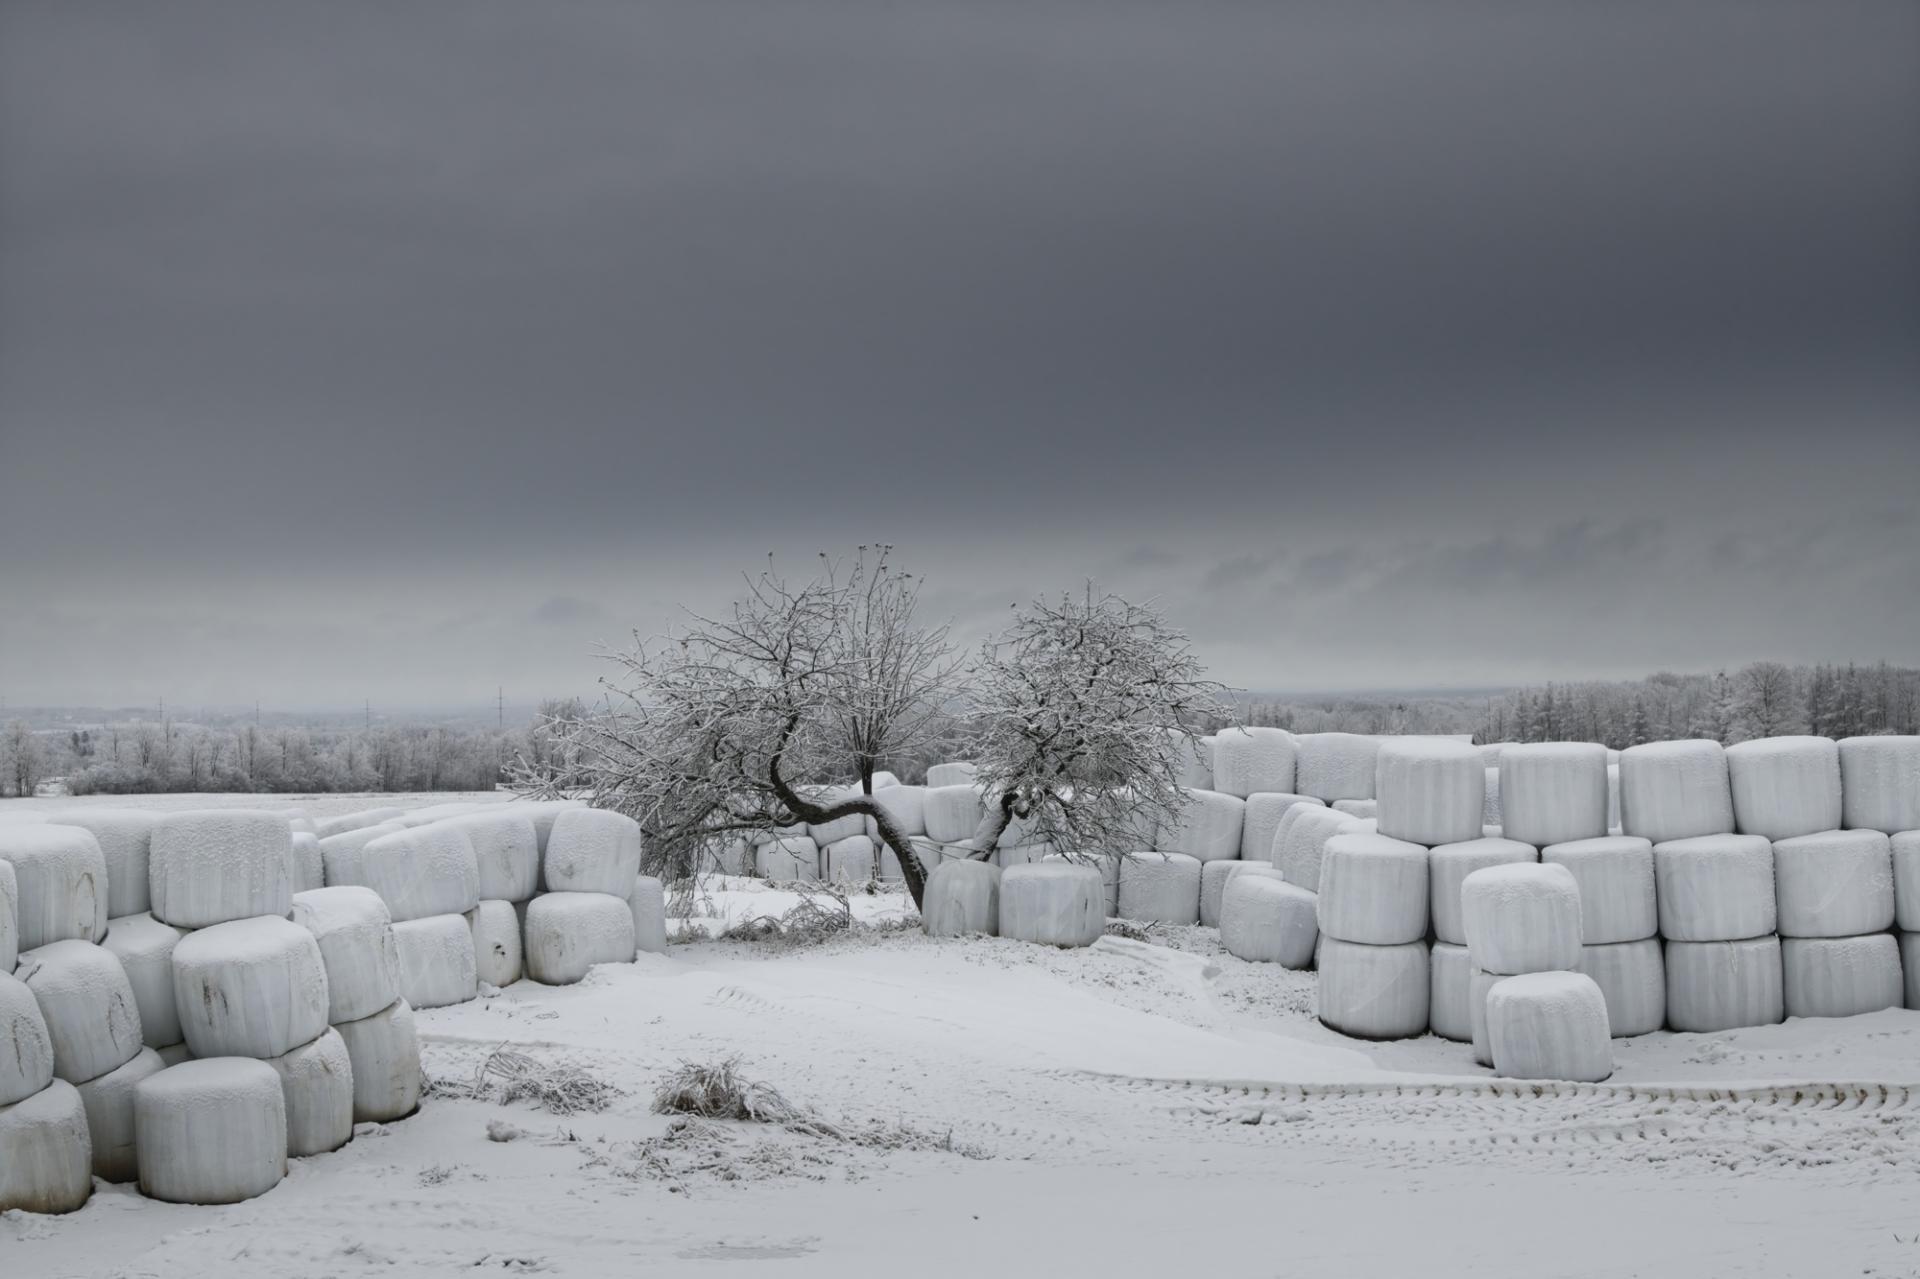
[6,795,1920,1277]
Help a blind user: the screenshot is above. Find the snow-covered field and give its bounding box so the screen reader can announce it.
[6,794,1919,1277]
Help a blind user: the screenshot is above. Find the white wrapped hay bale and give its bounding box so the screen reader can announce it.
[1482,769,1502,827]
[543,809,644,897]
[1499,743,1609,847]
[871,770,901,790]
[1429,941,1472,1042]
[1272,804,1352,895]
[317,820,406,885]
[0,824,108,949]
[149,809,292,930]
[1220,877,1317,967]
[1576,938,1665,1037]
[0,973,55,1107]
[1541,835,1657,945]
[1429,837,1537,947]
[172,917,330,1059]
[1903,932,1920,1011]
[442,812,541,903]
[1897,831,1920,931]
[523,892,634,986]
[1470,967,1506,1066]
[998,863,1104,948]
[1665,936,1784,1032]
[1727,736,1843,841]
[74,1045,165,1182]
[1652,834,1776,941]
[925,761,978,788]
[313,808,406,840]
[134,1058,287,1205]
[392,914,479,1008]
[265,1027,354,1157]
[1317,833,1429,946]
[1165,732,1212,789]
[629,875,668,955]
[871,784,928,838]
[467,900,523,988]
[1156,788,1245,863]
[1198,859,1242,928]
[1117,853,1203,925]
[1460,863,1582,976]
[1046,852,1122,916]
[756,836,820,881]
[0,1079,92,1214]
[102,912,189,1050]
[991,841,1051,870]
[1331,799,1378,820]
[923,785,987,844]
[1838,735,1920,834]
[0,858,14,973]
[823,834,877,884]
[1317,938,1429,1040]
[1485,972,1613,1082]
[1781,934,1902,1020]
[1375,739,1484,846]
[329,824,479,924]
[290,887,400,1025]
[1772,828,1894,938]
[288,832,324,894]
[804,786,869,847]
[1295,733,1380,801]
[1209,727,1297,799]
[1607,764,1620,831]
[920,859,1001,937]
[15,939,143,1085]
[1240,793,1325,863]
[48,809,160,919]
[1618,740,1735,843]
[333,998,419,1123]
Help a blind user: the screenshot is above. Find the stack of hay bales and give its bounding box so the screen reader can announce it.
[870,783,928,881]
[1219,866,1314,966]
[1295,733,1380,807]
[290,886,418,1127]
[920,859,999,937]
[1427,835,1536,1042]
[1842,736,1920,1010]
[1209,727,1296,800]
[997,862,1104,948]
[525,809,640,986]
[0,969,93,1214]
[925,761,978,788]
[1462,862,1611,1081]
[1118,787,1242,926]
[1316,830,1430,1039]
[326,822,480,1009]
[1546,835,1664,1036]
[1240,792,1325,865]
[441,812,539,987]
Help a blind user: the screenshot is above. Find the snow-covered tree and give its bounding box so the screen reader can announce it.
[1733,661,1800,739]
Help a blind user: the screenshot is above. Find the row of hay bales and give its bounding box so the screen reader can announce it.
[0,797,668,1214]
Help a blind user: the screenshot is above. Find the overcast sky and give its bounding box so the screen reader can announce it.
[2,1,1916,711]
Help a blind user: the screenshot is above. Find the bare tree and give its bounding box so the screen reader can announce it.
[1734,661,1800,739]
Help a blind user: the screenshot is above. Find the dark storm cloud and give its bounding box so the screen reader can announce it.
[1,0,1915,706]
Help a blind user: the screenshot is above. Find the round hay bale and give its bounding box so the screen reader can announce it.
[925,762,978,789]
[288,832,325,894]
[0,824,107,950]
[1271,805,1351,896]
[1541,835,1658,945]
[1470,966,1507,1066]
[803,785,869,847]
[392,913,479,1008]
[1240,793,1326,863]
[755,836,820,881]
[1295,733,1380,802]
[1903,932,1920,1011]
[1575,938,1665,1037]
[1460,862,1582,976]
[1607,764,1621,831]
[1428,837,1537,947]
[47,809,160,919]
[312,808,406,841]
[1485,971,1613,1082]
[1155,789,1245,863]
[149,810,292,930]
[1375,739,1484,847]
[920,859,1001,937]
[15,939,143,1085]
[923,785,986,844]
[0,1079,92,1214]
[1209,727,1297,799]
[523,892,634,986]
[1499,743,1610,847]
[1772,828,1894,939]
[1838,735,1920,834]
[441,813,541,903]
[1165,732,1213,790]
[1781,934,1902,1020]
[1665,936,1784,1032]
[329,825,479,923]
[1727,736,1843,841]
[102,911,189,1050]
[1317,938,1429,1040]
[629,875,668,955]
[999,863,1104,948]
[172,917,330,1060]
[265,1028,354,1156]
[1044,852,1122,915]
[1652,834,1776,941]
[0,858,15,974]
[1220,877,1317,967]
[289,887,401,1025]
[1317,833,1429,946]
[317,820,407,884]
[1428,941,1472,1042]
[1482,768,1503,827]
[74,1045,165,1182]
[333,998,419,1123]
[1116,853,1202,925]
[543,809,643,897]
[1202,860,1283,928]
[134,1058,286,1205]
[1896,831,1920,932]
[467,900,523,988]
[823,835,877,884]
[871,784,928,838]
[0,973,55,1107]
[1618,740,1734,844]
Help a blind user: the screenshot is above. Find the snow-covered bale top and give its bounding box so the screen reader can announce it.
[1498,743,1609,848]
[1837,735,1920,834]
[1618,740,1734,844]
[312,808,407,841]
[1208,727,1297,799]
[1295,733,1380,801]
[1460,862,1582,976]
[46,809,160,919]
[149,809,292,930]
[0,824,108,951]
[1726,735,1843,841]
[1375,739,1484,846]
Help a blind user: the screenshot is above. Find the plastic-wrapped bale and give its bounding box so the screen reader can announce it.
[1499,743,1609,847]
[803,786,869,847]
[0,858,15,973]
[287,832,325,894]
[543,809,643,897]
[1470,968,1506,1066]
[1652,834,1776,941]
[0,1079,92,1214]
[998,863,1104,947]
[290,887,400,1025]
[1485,972,1613,1082]
[1375,740,1484,846]
[871,784,928,838]
[333,998,419,1122]
[1240,793,1325,864]
[1772,829,1893,938]
[1429,942,1472,1042]
[1607,765,1621,832]
[1903,933,1920,1011]
[1897,831,1920,931]
[1665,936,1784,1032]
[1116,853,1202,925]
[1429,837,1537,947]
[134,1058,287,1205]
[1618,740,1735,843]
[172,917,330,1058]
[1576,938,1665,1036]
[149,809,292,930]
[1155,789,1245,864]
[265,1028,354,1156]
[1460,863,1582,976]
[282,810,317,838]
[15,940,144,1085]
[925,761,978,788]
[74,1045,165,1181]
[47,809,160,918]
[102,912,189,1050]
[1727,736,1843,841]
[1331,799,1378,820]
[1046,852,1122,916]
[313,808,407,840]
[393,914,479,1008]
[442,812,541,903]
[523,893,634,986]
[0,973,55,1107]
[1295,733,1379,801]
[0,824,108,949]
[327,824,479,924]
[1541,836,1657,945]
[1838,736,1920,835]
[317,820,406,884]
[991,842,1051,870]
[1781,934,1902,1020]
[823,835,877,884]
[629,875,668,955]
[871,770,901,790]
[1316,833,1429,946]
[1272,804,1352,896]
[1317,938,1429,1040]
[1209,727,1297,799]
[1199,859,1282,928]
[920,859,1000,937]
[1165,732,1212,790]
[923,785,986,844]
[756,836,820,881]
[1482,769,1502,827]
[509,800,585,861]
[467,900,523,988]
[1220,877,1317,967]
